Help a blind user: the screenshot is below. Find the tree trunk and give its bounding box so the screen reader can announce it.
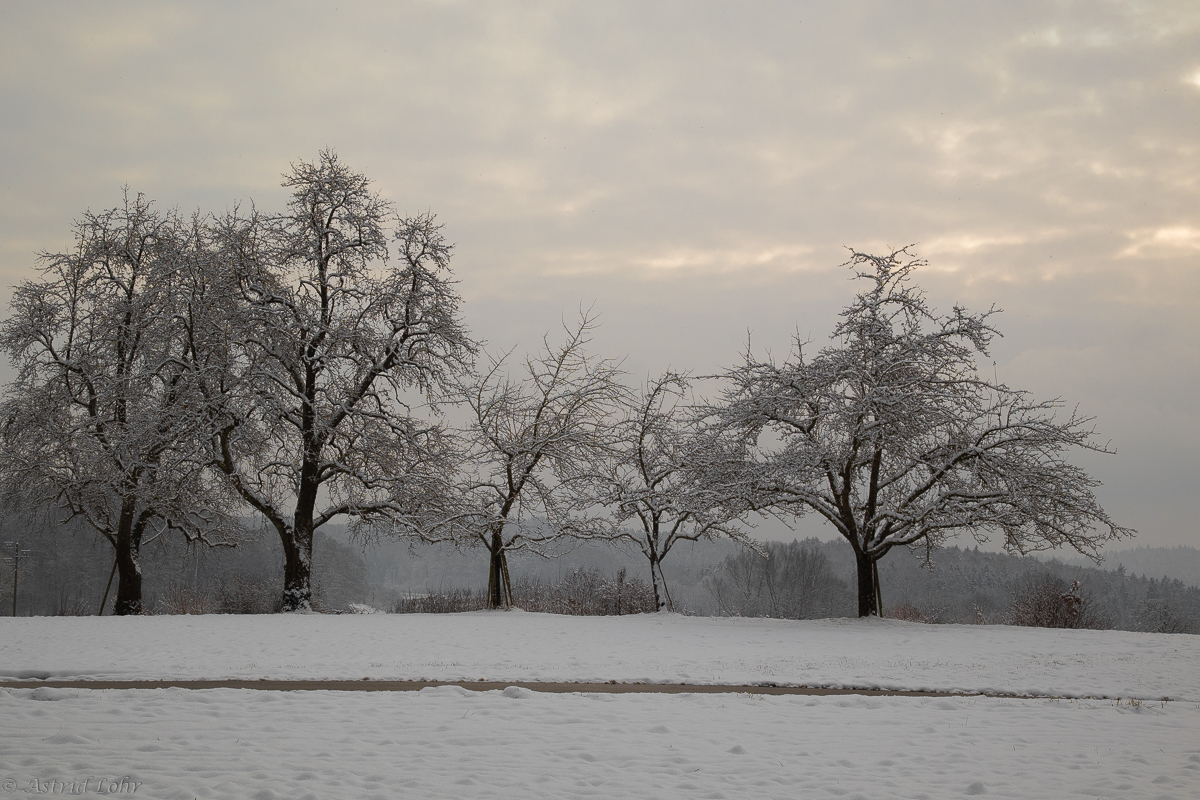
[486,530,511,609]
[648,552,663,611]
[281,453,319,612]
[657,562,675,612]
[855,552,877,618]
[112,502,143,616]
[280,520,313,612]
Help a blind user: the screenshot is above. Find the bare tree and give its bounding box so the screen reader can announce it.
[0,193,238,614]
[710,248,1133,617]
[423,313,625,609]
[707,540,851,619]
[211,151,474,611]
[599,373,755,611]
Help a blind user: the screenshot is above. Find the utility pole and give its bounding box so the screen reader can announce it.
[3,541,31,617]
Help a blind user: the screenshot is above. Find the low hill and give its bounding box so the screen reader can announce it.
[1045,544,1200,588]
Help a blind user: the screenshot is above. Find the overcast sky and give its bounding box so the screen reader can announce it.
[1,1,1197,551]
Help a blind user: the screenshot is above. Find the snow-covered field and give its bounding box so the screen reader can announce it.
[3,687,1197,800]
[3,612,1198,698]
[2,613,1198,799]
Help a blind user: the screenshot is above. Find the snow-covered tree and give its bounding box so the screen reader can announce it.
[0,193,239,614]
[599,373,756,611]
[210,151,475,612]
[710,248,1133,617]
[424,313,625,608]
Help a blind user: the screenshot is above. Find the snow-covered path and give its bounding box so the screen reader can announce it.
[2,612,1197,700]
[2,686,1197,800]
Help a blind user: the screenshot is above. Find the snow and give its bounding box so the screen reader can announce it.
[2,686,1197,799]
[2,613,1198,799]
[2,613,1197,699]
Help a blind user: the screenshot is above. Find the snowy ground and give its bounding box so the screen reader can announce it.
[2,686,1197,800]
[2,613,1198,799]
[2,612,1198,699]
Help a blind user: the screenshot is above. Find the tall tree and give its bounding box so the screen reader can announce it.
[0,193,237,614]
[711,248,1133,617]
[599,373,755,611]
[212,151,474,611]
[424,313,624,608]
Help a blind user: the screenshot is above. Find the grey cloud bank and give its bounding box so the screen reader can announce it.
[1,0,1196,547]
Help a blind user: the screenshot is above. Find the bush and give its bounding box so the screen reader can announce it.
[1135,599,1197,634]
[393,587,482,614]
[392,568,657,615]
[1006,576,1107,629]
[885,604,929,623]
[214,575,279,614]
[156,586,210,615]
[519,567,658,615]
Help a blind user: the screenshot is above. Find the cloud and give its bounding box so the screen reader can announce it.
[63,7,194,62]
[1119,226,1200,258]
[1,0,1198,545]
[632,245,817,276]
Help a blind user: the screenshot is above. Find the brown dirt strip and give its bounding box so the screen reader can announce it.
[0,679,1041,698]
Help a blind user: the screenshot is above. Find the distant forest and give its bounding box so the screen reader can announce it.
[2,516,1196,634]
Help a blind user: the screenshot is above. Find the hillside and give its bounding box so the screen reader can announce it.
[1046,544,1200,587]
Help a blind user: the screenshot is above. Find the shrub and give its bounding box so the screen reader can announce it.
[392,568,657,615]
[886,604,929,623]
[214,575,279,614]
[1006,576,1107,629]
[1135,598,1197,634]
[393,587,482,614]
[156,586,211,615]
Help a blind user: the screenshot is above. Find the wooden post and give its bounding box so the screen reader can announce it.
[3,541,31,617]
[98,556,118,616]
[873,561,882,617]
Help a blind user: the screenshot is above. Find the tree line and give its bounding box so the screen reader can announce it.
[6,518,1191,636]
[0,151,1131,617]
[710,540,1199,633]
